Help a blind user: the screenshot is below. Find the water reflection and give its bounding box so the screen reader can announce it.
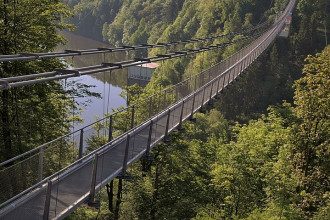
[57,31,129,88]
[57,31,128,130]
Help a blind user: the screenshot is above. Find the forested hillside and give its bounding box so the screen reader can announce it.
[69,47,329,220]
[64,0,329,219]
[65,0,278,43]
[65,0,329,120]
[1,0,328,219]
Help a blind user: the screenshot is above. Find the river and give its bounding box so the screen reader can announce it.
[57,31,128,130]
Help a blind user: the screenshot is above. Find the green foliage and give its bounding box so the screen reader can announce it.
[290,46,330,218]
[66,1,329,219]
[0,0,75,161]
[71,46,329,219]
[196,46,330,220]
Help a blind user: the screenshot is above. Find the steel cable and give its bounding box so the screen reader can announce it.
[0,18,273,63]
[0,29,268,90]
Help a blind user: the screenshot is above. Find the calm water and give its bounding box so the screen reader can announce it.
[57,31,128,130]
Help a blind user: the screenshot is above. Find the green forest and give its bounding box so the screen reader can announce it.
[0,0,329,219]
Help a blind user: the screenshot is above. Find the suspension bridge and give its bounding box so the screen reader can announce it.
[0,0,296,219]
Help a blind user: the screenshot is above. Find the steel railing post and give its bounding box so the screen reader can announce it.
[190,93,196,119]
[194,76,197,91]
[245,56,248,70]
[146,121,154,155]
[229,69,232,85]
[232,66,236,79]
[89,153,99,203]
[233,53,237,64]
[185,80,189,96]
[149,97,153,118]
[238,61,243,76]
[226,70,231,86]
[122,134,131,173]
[43,180,52,220]
[201,86,206,109]
[175,86,178,102]
[121,134,130,177]
[79,129,84,159]
[209,82,213,103]
[38,147,44,182]
[231,68,235,83]
[234,66,238,80]
[216,76,221,94]
[164,109,171,142]
[163,90,166,110]
[220,61,224,74]
[131,106,135,129]
[178,100,185,130]
[108,115,113,142]
[221,73,226,91]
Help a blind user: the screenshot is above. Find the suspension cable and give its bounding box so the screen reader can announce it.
[0,18,273,63]
[0,29,268,90]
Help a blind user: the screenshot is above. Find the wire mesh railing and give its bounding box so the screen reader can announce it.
[0,0,296,218]
[0,30,275,207]
[0,36,256,206]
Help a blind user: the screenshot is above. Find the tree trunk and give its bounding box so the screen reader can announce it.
[114,179,122,220]
[106,180,114,212]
